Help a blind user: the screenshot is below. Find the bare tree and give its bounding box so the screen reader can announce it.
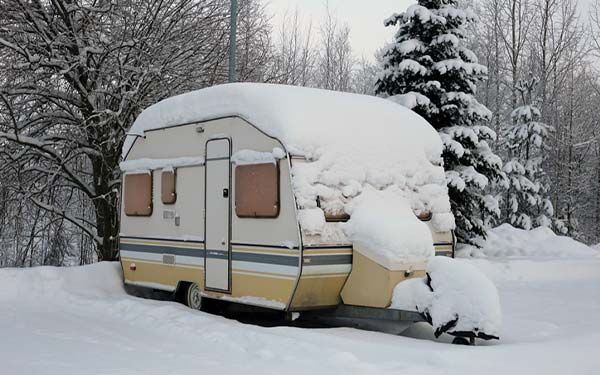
[0,0,234,262]
[315,3,354,91]
[268,8,316,86]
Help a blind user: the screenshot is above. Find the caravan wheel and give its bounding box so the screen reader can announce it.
[185,283,203,310]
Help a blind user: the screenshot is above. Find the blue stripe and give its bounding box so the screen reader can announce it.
[120,243,205,257]
[233,251,298,266]
[120,242,353,266]
[304,254,352,265]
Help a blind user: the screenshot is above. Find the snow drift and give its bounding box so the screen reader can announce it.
[457,224,597,258]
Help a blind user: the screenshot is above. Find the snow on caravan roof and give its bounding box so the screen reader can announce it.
[124,83,441,158]
[124,83,454,232]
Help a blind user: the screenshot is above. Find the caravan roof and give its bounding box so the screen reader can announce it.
[123,83,454,233]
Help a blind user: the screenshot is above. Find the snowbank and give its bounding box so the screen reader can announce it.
[457,224,597,258]
[391,256,502,339]
[0,262,125,302]
[123,83,454,233]
[342,188,434,267]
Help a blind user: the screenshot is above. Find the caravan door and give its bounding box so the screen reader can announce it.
[204,138,231,292]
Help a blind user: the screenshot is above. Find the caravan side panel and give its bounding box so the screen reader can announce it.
[120,116,301,309]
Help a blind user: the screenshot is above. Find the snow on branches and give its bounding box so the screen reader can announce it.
[377,0,504,243]
[502,79,557,231]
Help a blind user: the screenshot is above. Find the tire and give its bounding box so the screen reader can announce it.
[184,283,203,310]
[452,336,472,345]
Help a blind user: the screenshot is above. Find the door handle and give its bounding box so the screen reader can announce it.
[222,188,229,198]
[221,239,226,245]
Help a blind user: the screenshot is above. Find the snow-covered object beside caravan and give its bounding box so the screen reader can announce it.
[391,256,502,339]
[123,83,454,233]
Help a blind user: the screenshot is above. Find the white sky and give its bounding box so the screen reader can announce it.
[266,0,415,60]
[266,0,595,61]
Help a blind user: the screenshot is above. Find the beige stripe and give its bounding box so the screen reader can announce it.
[303,248,352,255]
[301,273,350,279]
[121,238,204,249]
[233,271,296,281]
[232,246,298,255]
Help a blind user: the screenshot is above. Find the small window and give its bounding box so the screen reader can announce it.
[325,212,350,222]
[124,173,153,216]
[235,163,280,218]
[316,197,350,222]
[161,169,177,204]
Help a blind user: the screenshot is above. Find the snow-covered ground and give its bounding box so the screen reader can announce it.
[1,238,599,374]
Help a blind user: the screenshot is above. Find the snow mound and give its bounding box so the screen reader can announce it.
[0,262,125,302]
[123,83,454,233]
[457,224,597,258]
[297,208,326,235]
[391,256,502,339]
[391,277,432,311]
[343,188,434,268]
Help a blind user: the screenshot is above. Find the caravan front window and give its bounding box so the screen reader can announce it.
[124,172,153,216]
[161,169,177,204]
[235,163,280,218]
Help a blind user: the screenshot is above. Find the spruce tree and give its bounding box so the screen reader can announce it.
[376,0,503,243]
[503,79,558,231]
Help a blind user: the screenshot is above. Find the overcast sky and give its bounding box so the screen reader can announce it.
[266,0,595,61]
[266,0,415,60]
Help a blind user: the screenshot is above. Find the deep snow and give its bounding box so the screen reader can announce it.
[457,223,598,258]
[1,251,600,374]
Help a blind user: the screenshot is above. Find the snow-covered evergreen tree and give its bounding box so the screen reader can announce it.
[376,0,504,243]
[503,79,557,231]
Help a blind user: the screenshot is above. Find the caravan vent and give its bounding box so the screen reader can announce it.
[162,254,176,265]
[163,210,176,219]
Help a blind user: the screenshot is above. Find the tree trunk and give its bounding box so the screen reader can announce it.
[91,151,120,262]
[93,195,119,261]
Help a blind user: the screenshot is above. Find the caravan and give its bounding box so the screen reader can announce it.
[118,83,497,342]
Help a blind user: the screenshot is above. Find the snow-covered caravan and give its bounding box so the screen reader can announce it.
[118,83,457,320]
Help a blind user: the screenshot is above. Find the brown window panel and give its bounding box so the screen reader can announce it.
[161,169,177,204]
[416,211,432,221]
[124,173,153,216]
[325,212,350,222]
[235,162,280,218]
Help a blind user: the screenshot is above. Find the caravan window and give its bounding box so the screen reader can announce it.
[161,169,177,204]
[235,163,280,218]
[124,173,153,216]
[325,212,350,222]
